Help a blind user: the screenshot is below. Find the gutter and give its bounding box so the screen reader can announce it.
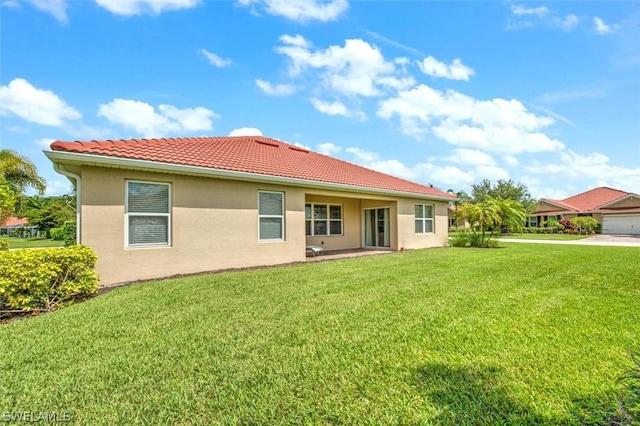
[45,150,458,202]
[52,162,81,244]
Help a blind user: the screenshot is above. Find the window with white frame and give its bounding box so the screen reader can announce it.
[258,191,284,241]
[126,181,171,247]
[415,204,434,234]
[527,216,538,227]
[305,203,342,236]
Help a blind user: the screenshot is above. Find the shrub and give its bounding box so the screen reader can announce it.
[571,217,599,235]
[559,219,575,231]
[450,233,470,247]
[0,245,99,313]
[0,239,8,251]
[62,221,76,246]
[49,227,65,241]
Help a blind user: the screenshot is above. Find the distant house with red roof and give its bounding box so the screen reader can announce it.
[530,187,640,235]
[46,136,456,286]
[0,217,36,237]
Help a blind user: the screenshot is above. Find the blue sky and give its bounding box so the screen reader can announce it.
[1,0,638,199]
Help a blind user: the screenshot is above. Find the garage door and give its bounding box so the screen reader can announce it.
[602,215,640,235]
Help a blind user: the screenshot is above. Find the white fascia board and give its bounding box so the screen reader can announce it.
[45,151,457,202]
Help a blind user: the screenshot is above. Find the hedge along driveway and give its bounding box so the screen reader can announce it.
[0,244,638,425]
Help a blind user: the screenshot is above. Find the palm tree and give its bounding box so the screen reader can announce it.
[456,197,527,247]
[0,149,46,195]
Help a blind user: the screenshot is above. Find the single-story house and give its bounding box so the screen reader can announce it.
[46,136,456,286]
[530,186,640,235]
[0,217,37,237]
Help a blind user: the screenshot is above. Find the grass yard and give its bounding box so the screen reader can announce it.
[2,237,64,249]
[497,233,590,241]
[1,244,638,425]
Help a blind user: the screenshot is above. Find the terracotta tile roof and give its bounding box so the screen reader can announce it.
[50,136,455,199]
[1,217,28,227]
[538,187,639,213]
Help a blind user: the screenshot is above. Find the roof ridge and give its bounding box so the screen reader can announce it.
[48,135,455,198]
[562,186,627,201]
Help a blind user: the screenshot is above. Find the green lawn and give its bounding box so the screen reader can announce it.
[1,244,638,425]
[497,233,590,241]
[2,237,64,249]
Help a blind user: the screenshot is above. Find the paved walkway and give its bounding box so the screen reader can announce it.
[497,234,640,247]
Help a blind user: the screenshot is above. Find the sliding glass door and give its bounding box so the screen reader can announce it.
[363,208,390,248]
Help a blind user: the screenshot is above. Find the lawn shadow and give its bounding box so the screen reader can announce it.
[412,363,552,425]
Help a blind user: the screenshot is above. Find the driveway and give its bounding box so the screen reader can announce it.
[497,234,640,247]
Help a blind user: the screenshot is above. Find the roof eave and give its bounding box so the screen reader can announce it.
[45,150,456,202]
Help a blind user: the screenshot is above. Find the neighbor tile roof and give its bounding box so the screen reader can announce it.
[1,217,28,227]
[50,136,455,199]
[538,187,638,213]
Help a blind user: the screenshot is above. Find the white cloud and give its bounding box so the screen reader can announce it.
[511,4,549,17]
[200,49,232,67]
[310,98,366,121]
[228,127,263,136]
[475,165,509,181]
[24,0,67,22]
[255,79,295,96]
[377,84,563,154]
[95,0,199,16]
[237,0,348,23]
[275,35,408,97]
[363,30,425,57]
[443,149,495,166]
[417,56,474,81]
[45,179,73,196]
[0,78,81,126]
[344,147,475,187]
[593,17,619,35]
[525,149,640,194]
[35,138,56,149]
[558,14,579,31]
[316,142,341,156]
[508,5,580,33]
[98,99,218,137]
[2,0,20,8]
[538,84,608,104]
[503,155,519,166]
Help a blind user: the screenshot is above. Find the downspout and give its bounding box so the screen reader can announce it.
[52,163,81,244]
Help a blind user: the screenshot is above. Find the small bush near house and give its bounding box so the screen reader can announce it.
[49,227,64,241]
[0,245,99,313]
[571,217,599,235]
[559,219,575,232]
[450,232,470,247]
[0,239,8,251]
[62,220,76,246]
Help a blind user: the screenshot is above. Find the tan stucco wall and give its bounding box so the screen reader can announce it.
[80,166,452,286]
[535,201,566,213]
[304,195,361,251]
[607,197,640,209]
[81,167,306,286]
[398,199,449,250]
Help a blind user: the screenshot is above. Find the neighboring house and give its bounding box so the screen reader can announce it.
[0,217,36,237]
[447,205,470,229]
[46,136,456,286]
[530,187,640,235]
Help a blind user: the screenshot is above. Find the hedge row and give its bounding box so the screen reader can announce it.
[0,245,99,313]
